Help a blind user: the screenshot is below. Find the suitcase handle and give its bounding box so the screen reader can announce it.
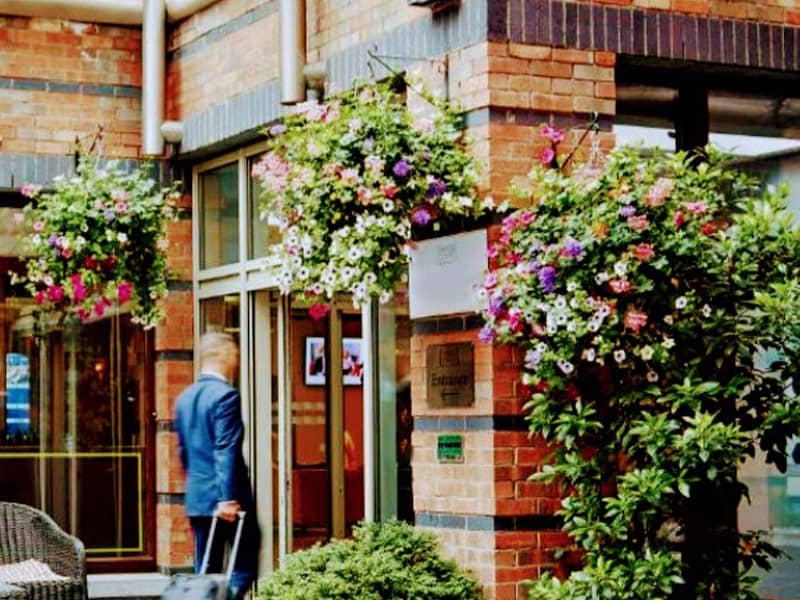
[199,511,247,582]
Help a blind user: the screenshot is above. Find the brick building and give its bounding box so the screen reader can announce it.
[1,1,800,599]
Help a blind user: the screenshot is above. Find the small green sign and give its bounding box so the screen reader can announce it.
[437,434,464,463]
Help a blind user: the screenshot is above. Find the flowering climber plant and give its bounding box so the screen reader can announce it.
[15,155,179,330]
[480,128,800,599]
[252,79,492,310]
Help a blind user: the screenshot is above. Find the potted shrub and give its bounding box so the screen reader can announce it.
[257,520,482,600]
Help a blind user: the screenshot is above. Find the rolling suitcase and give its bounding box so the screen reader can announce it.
[161,512,246,600]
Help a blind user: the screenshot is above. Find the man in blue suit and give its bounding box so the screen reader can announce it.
[175,332,261,599]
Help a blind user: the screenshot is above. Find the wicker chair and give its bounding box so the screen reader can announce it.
[0,503,87,600]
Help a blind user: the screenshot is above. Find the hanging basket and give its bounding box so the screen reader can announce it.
[252,79,495,309]
[15,154,179,330]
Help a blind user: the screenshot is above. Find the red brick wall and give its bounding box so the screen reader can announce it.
[0,16,141,157]
[166,0,436,122]
[587,0,800,23]
[154,192,195,572]
[166,0,278,119]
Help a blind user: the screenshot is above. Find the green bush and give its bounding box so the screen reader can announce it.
[256,520,483,600]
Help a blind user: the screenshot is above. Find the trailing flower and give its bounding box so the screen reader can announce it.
[15,155,179,329]
[480,131,800,599]
[252,79,491,308]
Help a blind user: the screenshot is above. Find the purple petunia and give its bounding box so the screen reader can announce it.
[427,179,448,198]
[619,205,636,217]
[488,295,504,318]
[104,209,115,221]
[478,325,495,344]
[538,265,557,293]
[269,124,286,136]
[393,159,411,178]
[563,238,583,258]
[410,205,433,226]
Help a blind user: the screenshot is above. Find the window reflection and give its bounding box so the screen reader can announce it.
[248,157,282,260]
[201,163,239,269]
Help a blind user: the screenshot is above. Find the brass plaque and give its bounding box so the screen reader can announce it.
[426,342,475,408]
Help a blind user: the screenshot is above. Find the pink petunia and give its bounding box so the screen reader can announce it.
[309,302,331,321]
[20,183,41,198]
[117,281,133,304]
[71,274,87,302]
[540,147,556,166]
[609,279,633,294]
[644,177,674,207]
[682,200,708,215]
[633,243,655,261]
[623,308,648,333]
[674,211,685,228]
[541,125,565,144]
[627,214,649,232]
[47,285,64,302]
[519,210,535,226]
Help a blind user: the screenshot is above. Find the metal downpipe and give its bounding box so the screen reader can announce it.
[279,0,306,105]
[142,0,165,157]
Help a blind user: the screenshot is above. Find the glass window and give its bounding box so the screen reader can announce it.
[200,295,241,387]
[0,308,152,560]
[200,163,239,269]
[248,157,281,260]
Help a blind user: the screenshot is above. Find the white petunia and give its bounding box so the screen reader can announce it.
[557,360,575,375]
[675,296,687,309]
[297,267,310,280]
[662,337,675,349]
[640,345,654,361]
[595,272,610,284]
[117,232,128,243]
[613,349,626,363]
[663,315,674,325]
[379,290,392,304]
[701,304,712,318]
[614,261,628,277]
[646,371,659,383]
[583,348,596,362]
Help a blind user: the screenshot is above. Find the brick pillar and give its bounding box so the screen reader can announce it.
[410,316,568,600]
[154,184,195,574]
[410,41,617,600]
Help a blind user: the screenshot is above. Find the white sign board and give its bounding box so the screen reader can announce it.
[408,229,488,319]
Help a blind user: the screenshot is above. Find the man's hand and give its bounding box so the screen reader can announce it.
[216,500,241,522]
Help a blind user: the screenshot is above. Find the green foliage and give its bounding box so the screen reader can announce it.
[257,520,482,600]
[252,79,493,308]
[16,155,179,329]
[480,141,800,599]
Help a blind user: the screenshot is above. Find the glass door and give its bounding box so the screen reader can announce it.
[286,300,364,549]
[250,293,367,564]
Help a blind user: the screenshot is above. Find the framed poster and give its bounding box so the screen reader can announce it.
[304,337,364,386]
